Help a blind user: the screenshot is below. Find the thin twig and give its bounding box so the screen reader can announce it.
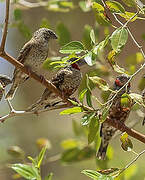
[0,104,71,123]
[118,149,145,175]
[0,0,10,52]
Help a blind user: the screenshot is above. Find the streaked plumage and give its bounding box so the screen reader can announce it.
[0,75,12,101]
[97,75,131,160]
[6,28,57,100]
[26,61,82,112]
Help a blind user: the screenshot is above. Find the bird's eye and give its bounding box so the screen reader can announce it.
[115,79,121,86]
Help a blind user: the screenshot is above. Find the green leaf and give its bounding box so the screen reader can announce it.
[88,115,100,144]
[37,146,47,168]
[81,113,94,126]
[79,88,88,103]
[59,41,84,54]
[119,11,137,21]
[40,18,51,28]
[42,57,62,71]
[92,2,104,12]
[120,132,133,151]
[45,173,53,180]
[86,90,93,107]
[10,164,39,180]
[82,169,114,180]
[121,93,131,107]
[113,64,126,74]
[110,27,128,53]
[129,93,144,107]
[79,1,91,12]
[100,108,109,122]
[82,25,93,50]
[61,139,80,150]
[90,29,96,44]
[92,3,111,26]
[82,169,102,179]
[60,107,83,115]
[106,1,125,13]
[84,52,93,66]
[56,22,71,46]
[89,76,109,91]
[14,9,22,21]
[93,35,110,56]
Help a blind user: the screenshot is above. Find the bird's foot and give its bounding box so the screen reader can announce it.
[39,75,45,84]
[25,65,31,76]
[115,120,126,132]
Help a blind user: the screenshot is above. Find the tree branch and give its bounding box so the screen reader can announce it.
[0,0,145,147]
[0,0,10,52]
[106,118,145,144]
[0,52,72,104]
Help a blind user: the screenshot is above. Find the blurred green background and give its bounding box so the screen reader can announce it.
[0,0,145,179]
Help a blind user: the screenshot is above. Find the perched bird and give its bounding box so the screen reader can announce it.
[0,75,12,101]
[97,75,131,160]
[26,59,82,112]
[6,28,57,100]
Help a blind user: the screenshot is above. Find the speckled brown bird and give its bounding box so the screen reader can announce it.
[26,59,82,112]
[6,28,57,100]
[0,75,12,101]
[97,75,131,160]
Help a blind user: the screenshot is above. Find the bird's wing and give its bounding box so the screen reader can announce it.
[13,41,34,77]
[0,75,12,86]
[17,41,33,63]
[51,69,67,89]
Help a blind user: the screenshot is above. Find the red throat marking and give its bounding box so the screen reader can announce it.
[71,63,80,70]
[115,79,121,86]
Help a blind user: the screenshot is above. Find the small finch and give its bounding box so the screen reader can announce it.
[26,58,82,112]
[6,28,57,100]
[0,75,12,101]
[97,75,131,160]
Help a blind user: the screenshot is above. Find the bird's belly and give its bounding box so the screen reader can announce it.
[60,75,81,96]
[24,51,48,73]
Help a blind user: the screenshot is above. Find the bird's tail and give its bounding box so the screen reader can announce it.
[96,141,108,160]
[26,98,47,112]
[5,83,18,100]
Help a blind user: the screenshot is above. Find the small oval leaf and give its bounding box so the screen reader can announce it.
[110,27,128,53]
[59,41,84,54]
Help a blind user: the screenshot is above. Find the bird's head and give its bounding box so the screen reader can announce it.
[0,75,12,87]
[33,28,58,42]
[114,74,130,93]
[67,58,80,70]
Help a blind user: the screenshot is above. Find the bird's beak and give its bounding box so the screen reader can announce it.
[51,33,58,39]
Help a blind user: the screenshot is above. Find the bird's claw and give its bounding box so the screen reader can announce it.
[39,75,45,84]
